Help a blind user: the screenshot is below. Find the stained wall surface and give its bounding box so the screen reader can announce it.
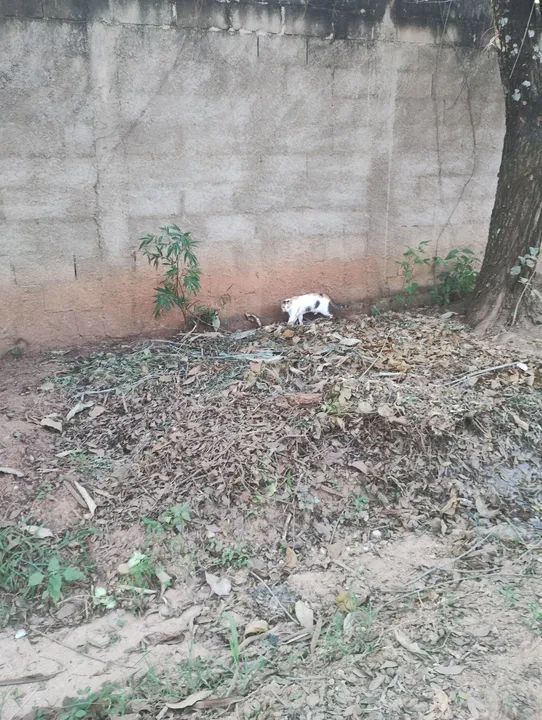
[0,0,504,349]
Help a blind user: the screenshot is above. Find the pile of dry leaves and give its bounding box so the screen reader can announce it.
[57,311,541,534]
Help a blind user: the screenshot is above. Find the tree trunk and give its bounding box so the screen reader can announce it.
[467,0,542,331]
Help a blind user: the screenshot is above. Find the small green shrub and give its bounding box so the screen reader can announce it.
[433,247,478,304]
[58,684,128,720]
[143,503,190,535]
[139,224,219,328]
[27,557,85,604]
[396,240,431,305]
[0,526,92,613]
[396,242,479,307]
[207,539,250,569]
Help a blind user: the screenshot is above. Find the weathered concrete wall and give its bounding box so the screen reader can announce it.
[0,0,504,349]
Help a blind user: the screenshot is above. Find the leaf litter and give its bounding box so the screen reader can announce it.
[2,311,542,720]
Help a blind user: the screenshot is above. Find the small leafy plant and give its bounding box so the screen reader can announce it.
[352,494,369,514]
[143,503,190,535]
[28,557,85,604]
[396,242,479,307]
[207,539,250,569]
[93,587,117,611]
[139,224,219,328]
[433,247,478,305]
[0,526,93,620]
[510,246,541,325]
[58,684,129,720]
[396,240,431,305]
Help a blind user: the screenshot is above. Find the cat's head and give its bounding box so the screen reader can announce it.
[281,298,292,313]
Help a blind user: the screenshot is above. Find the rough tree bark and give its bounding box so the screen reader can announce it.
[467,0,542,330]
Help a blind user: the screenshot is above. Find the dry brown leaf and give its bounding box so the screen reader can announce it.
[88,405,106,420]
[205,572,231,597]
[357,401,374,414]
[40,416,63,432]
[377,403,395,419]
[166,689,212,710]
[431,686,450,712]
[339,337,360,347]
[350,460,369,474]
[433,664,464,676]
[284,393,322,406]
[336,591,356,614]
[475,495,499,519]
[244,620,269,637]
[440,489,458,516]
[0,466,24,478]
[21,524,53,539]
[285,547,298,569]
[509,411,529,431]
[155,568,172,595]
[190,696,243,710]
[144,630,185,646]
[295,600,314,630]
[394,628,428,657]
[310,616,323,654]
[66,401,94,421]
[72,480,97,517]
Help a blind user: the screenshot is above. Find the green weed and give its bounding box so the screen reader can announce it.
[93,587,117,611]
[432,247,478,305]
[122,552,160,590]
[396,240,431,306]
[139,223,218,328]
[208,539,250,569]
[499,585,519,607]
[528,601,542,635]
[0,526,94,618]
[352,494,369,513]
[58,684,128,720]
[396,242,479,308]
[143,503,190,536]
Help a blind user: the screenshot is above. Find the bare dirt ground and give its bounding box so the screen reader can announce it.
[1,311,541,720]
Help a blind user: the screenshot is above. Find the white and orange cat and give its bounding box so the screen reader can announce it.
[281,293,338,326]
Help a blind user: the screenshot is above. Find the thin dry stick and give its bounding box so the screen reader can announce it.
[32,629,135,669]
[444,361,525,387]
[359,336,390,379]
[406,533,494,588]
[0,670,62,687]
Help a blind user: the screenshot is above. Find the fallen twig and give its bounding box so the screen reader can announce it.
[0,670,62,687]
[444,361,527,387]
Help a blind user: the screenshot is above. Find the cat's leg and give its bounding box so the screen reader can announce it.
[287,310,296,326]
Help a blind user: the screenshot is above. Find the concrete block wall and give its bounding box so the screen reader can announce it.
[0,0,503,350]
